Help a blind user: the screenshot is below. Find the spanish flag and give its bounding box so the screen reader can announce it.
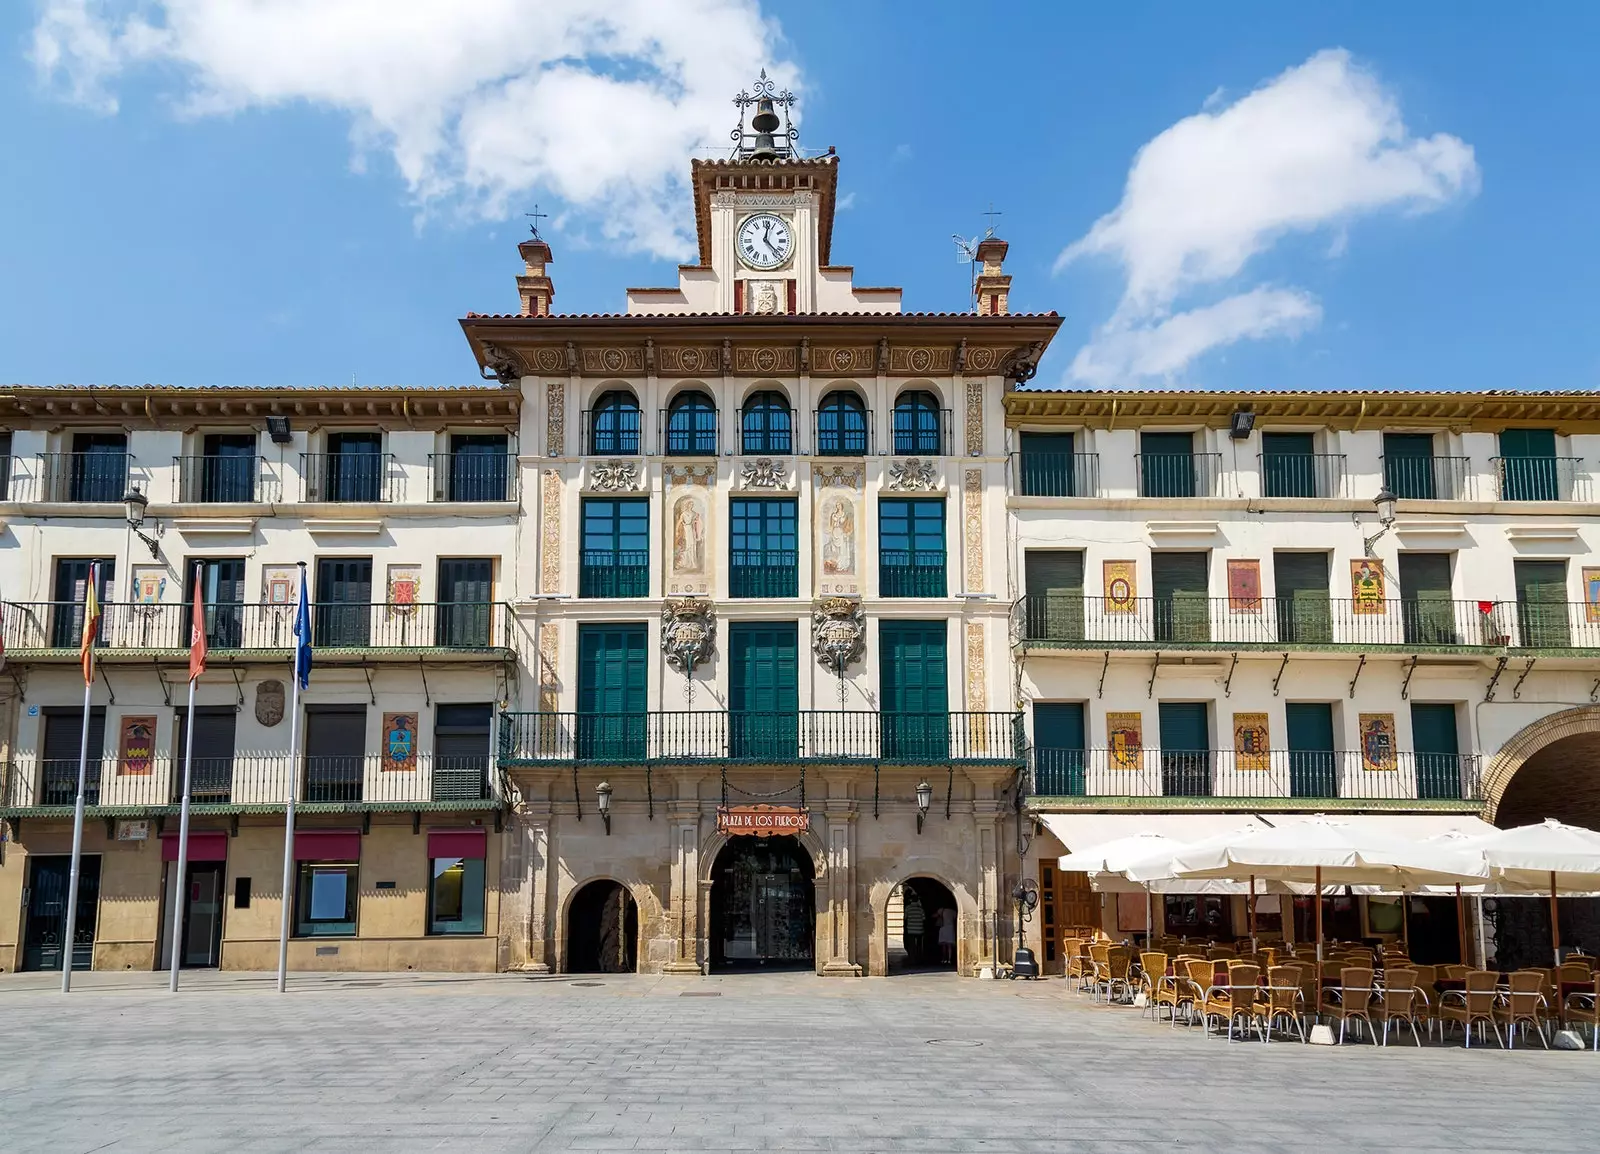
[80,561,102,687]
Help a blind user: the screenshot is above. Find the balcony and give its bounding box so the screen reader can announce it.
[891,413,953,457]
[174,455,269,503]
[301,452,400,502]
[1030,748,1482,808]
[1491,456,1586,502]
[0,752,504,817]
[1137,453,1221,498]
[430,452,517,502]
[0,601,515,658]
[1258,453,1346,499]
[1011,452,1100,498]
[730,550,799,598]
[1383,455,1473,501]
[40,452,131,503]
[879,551,947,597]
[498,710,1024,766]
[579,551,649,598]
[1013,593,1597,652]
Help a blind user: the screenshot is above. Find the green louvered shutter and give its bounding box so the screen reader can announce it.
[880,621,949,761]
[577,624,647,760]
[1285,702,1336,798]
[1024,551,1084,642]
[1157,702,1210,797]
[729,623,798,760]
[1272,552,1331,644]
[1515,559,1570,648]
[1032,703,1085,795]
[1499,428,1559,500]
[1411,703,1461,800]
[1398,553,1456,646]
[1383,433,1436,500]
[1153,552,1209,642]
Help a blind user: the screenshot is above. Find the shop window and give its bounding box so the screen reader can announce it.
[295,863,358,937]
[428,856,487,935]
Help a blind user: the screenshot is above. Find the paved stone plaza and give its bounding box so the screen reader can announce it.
[0,970,1591,1153]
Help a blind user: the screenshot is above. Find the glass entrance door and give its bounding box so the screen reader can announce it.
[22,855,100,971]
[710,836,815,969]
[182,862,225,967]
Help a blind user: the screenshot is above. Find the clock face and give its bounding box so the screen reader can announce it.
[737,213,793,270]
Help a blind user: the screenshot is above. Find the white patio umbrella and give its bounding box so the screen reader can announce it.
[1455,818,1600,965]
[1166,815,1488,959]
[1119,821,1291,949]
[1059,832,1185,942]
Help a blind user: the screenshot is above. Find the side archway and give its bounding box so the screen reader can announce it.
[1483,706,1600,824]
[565,879,640,973]
[868,860,977,977]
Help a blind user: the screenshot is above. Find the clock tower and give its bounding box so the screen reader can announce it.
[624,72,902,317]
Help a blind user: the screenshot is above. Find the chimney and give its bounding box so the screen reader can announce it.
[973,237,1011,316]
[517,236,554,317]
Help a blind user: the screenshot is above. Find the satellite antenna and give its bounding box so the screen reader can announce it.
[953,204,1001,307]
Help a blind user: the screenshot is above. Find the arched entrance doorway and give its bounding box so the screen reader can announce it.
[709,835,814,971]
[887,877,958,973]
[567,880,638,973]
[1489,727,1600,967]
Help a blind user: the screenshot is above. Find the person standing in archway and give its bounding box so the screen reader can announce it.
[935,905,957,967]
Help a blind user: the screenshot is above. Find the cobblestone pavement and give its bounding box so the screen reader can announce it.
[0,968,1591,1153]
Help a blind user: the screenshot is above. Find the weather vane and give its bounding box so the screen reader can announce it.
[524,205,548,239]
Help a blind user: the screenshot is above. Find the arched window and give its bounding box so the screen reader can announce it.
[588,390,640,455]
[741,391,793,455]
[893,390,943,456]
[665,391,717,456]
[815,391,868,457]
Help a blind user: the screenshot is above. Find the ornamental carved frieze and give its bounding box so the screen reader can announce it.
[886,458,938,492]
[579,346,646,375]
[666,463,716,488]
[545,380,565,457]
[663,597,716,672]
[588,459,642,492]
[809,346,875,376]
[812,462,865,491]
[738,457,790,489]
[964,468,985,591]
[529,346,568,374]
[888,346,954,375]
[733,345,798,375]
[658,345,721,376]
[965,380,985,457]
[540,469,562,594]
[812,597,865,673]
[961,346,1013,374]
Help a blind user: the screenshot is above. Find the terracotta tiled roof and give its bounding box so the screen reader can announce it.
[463,311,1061,321]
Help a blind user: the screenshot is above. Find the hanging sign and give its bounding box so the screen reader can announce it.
[717,805,809,837]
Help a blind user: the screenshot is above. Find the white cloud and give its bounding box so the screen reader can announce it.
[30,0,797,260]
[1056,49,1479,384]
[837,191,856,211]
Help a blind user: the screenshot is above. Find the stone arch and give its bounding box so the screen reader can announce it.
[737,379,793,408]
[1482,705,1600,822]
[867,857,979,977]
[557,873,663,973]
[701,833,820,972]
[697,827,826,884]
[581,379,639,410]
[893,378,953,411]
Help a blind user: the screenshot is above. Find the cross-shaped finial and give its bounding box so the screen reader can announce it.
[982,202,1003,238]
[524,205,549,238]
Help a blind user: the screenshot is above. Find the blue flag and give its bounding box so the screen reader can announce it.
[293,568,312,690]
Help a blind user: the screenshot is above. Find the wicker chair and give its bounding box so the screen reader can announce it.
[1202,962,1260,1042]
[1137,951,1169,1018]
[1555,961,1592,1026]
[1207,945,1236,962]
[1252,965,1306,1043]
[1321,966,1378,1044]
[1439,970,1503,1048]
[1097,945,1135,1003]
[1407,965,1439,1039]
[1494,970,1550,1049]
[1085,942,1111,996]
[1371,967,1428,1047]
[1063,939,1092,990]
[1170,958,1214,1028]
[1563,974,1600,1051]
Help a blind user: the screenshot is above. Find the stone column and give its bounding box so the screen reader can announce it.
[501,804,552,972]
[819,800,862,976]
[972,800,1003,974]
[662,798,705,974]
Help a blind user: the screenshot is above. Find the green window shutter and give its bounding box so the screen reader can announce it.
[1398,553,1457,645]
[1019,432,1076,497]
[1141,431,1195,498]
[1032,703,1085,796]
[1285,702,1336,798]
[1500,428,1556,458]
[1152,552,1209,642]
[1515,559,1570,647]
[1157,701,1210,797]
[1272,552,1331,644]
[1261,433,1315,498]
[1157,702,1208,751]
[1024,551,1085,641]
[880,621,949,760]
[729,623,798,759]
[577,624,647,759]
[1383,433,1436,500]
[1499,429,1558,500]
[1410,702,1461,800]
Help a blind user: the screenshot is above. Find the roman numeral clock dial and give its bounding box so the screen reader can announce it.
[736,213,792,270]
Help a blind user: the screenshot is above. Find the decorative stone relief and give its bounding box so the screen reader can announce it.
[545,380,565,458]
[963,468,984,592]
[738,457,790,489]
[748,281,783,315]
[812,462,864,491]
[888,346,953,374]
[540,469,562,594]
[579,346,646,375]
[658,346,720,375]
[812,597,865,673]
[589,459,642,492]
[255,679,285,727]
[965,380,985,457]
[532,346,567,374]
[537,623,559,712]
[810,346,875,375]
[964,346,1008,373]
[480,342,524,384]
[734,345,798,374]
[662,597,717,672]
[965,621,988,713]
[886,458,938,492]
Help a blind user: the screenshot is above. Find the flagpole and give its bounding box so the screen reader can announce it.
[276,561,309,994]
[169,561,206,993]
[62,560,100,994]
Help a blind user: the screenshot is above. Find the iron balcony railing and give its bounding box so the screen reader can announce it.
[300,451,400,502]
[1030,747,1482,804]
[578,551,650,598]
[891,410,953,457]
[1014,593,1593,650]
[498,710,1024,766]
[1010,452,1101,498]
[1383,454,1474,501]
[730,550,799,597]
[582,407,642,456]
[174,455,271,503]
[40,451,131,503]
[658,407,719,456]
[1258,453,1347,499]
[879,551,947,597]
[813,408,873,457]
[430,452,517,502]
[1491,456,1586,502]
[1,752,504,814]
[1137,452,1222,498]
[0,600,514,654]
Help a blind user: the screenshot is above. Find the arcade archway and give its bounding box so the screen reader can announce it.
[887,877,958,973]
[709,835,815,971]
[566,880,639,973]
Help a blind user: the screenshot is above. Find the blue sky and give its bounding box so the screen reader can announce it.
[2,2,1596,392]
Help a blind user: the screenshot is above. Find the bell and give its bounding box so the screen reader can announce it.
[751,96,780,133]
